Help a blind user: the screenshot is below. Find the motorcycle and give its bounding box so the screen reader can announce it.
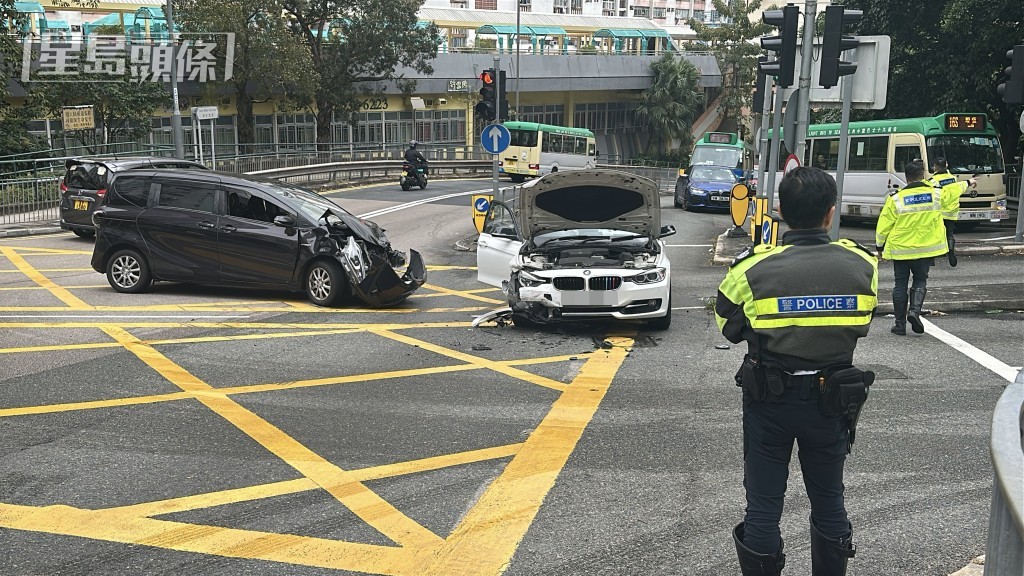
[400,162,428,191]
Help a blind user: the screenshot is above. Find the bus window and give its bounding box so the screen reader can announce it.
[811,138,839,170]
[574,137,587,155]
[510,129,537,147]
[588,142,596,156]
[894,145,923,174]
[542,133,551,153]
[848,136,889,171]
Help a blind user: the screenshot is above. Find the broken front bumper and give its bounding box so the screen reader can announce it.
[338,237,426,307]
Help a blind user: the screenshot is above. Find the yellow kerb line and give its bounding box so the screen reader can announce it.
[101,325,442,549]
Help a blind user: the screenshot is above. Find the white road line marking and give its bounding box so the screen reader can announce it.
[357,188,497,219]
[665,244,713,247]
[922,318,1019,383]
[0,315,252,319]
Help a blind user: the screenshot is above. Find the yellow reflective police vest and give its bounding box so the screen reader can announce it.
[715,238,878,370]
[924,170,969,221]
[875,182,954,260]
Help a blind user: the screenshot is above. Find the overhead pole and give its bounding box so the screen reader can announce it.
[164,0,184,159]
[516,0,521,117]
[492,56,500,199]
[794,0,817,162]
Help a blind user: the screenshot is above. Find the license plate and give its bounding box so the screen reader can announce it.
[73,199,89,211]
[402,171,409,177]
[962,210,1009,220]
[711,195,728,202]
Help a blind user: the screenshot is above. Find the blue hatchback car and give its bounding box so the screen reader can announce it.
[674,165,739,212]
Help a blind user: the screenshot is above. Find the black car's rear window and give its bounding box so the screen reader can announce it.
[109,175,151,207]
[64,163,108,189]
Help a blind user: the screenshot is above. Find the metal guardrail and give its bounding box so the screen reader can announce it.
[249,159,493,185]
[985,367,1024,576]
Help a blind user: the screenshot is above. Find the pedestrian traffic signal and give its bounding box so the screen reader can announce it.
[819,5,862,89]
[997,45,1024,105]
[759,5,798,89]
[476,69,497,122]
[495,69,509,122]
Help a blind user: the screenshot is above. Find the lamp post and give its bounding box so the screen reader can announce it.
[164,0,184,159]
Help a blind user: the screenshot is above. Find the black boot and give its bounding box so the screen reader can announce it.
[908,287,927,334]
[947,234,958,267]
[733,523,785,576]
[810,518,855,576]
[891,289,908,335]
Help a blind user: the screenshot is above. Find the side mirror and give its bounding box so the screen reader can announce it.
[273,214,295,227]
[659,225,676,238]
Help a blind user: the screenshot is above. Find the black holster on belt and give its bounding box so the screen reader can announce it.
[735,355,786,402]
[818,364,875,451]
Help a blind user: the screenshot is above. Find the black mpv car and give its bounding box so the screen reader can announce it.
[90,170,426,307]
[60,156,208,238]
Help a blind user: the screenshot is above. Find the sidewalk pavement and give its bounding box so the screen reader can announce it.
[0,219,62,238]
[713,228,1024,314]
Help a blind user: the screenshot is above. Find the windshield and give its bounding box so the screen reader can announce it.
[691,146,742,168]
[259,180,353,223]
[926,135,1004,174]
[690,166,737,182]
[534,229,650,247]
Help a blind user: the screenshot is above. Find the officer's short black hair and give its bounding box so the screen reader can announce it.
[933,157,948,171]
[906,161,925,182]
[778,167,837,230]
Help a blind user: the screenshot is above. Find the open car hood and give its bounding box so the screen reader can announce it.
[518,170,661,240]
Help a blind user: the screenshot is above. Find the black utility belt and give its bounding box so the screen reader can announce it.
[735,355,874,417]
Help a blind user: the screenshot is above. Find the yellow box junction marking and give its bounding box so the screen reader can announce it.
[0,242,636,574]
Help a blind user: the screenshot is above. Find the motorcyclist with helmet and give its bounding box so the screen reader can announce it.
[403,140,429,188]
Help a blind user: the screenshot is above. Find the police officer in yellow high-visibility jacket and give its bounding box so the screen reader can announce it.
[875,161,961,335]
[925,157,978,268]
[717,167,877,576]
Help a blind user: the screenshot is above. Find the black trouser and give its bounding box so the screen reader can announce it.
[892,258,932,294]
[742,388,850,554]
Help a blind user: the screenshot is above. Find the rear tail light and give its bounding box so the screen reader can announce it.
[96,188,107,198]
[60,181,68,193]
[529,164,539,170]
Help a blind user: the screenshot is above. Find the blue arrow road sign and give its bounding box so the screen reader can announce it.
[762,220,772,245]
[474,197,490,213]
[481,124,511,154]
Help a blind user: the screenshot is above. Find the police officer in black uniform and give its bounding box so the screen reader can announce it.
[716,167,878,575]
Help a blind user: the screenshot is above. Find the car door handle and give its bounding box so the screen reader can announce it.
[220,225,236,233]
[478,241,489,248]
[197,221,215,229]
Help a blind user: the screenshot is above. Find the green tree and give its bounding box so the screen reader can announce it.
[177,0,316,152]
[281,0,440,147]
[689,0,771,135]
[635,53,704,158]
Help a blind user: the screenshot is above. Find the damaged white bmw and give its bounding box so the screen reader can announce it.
[476,169,675,329]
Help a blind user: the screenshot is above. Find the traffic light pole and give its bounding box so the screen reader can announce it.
[793,0,818,162]
[756,56,773,207]
[830,75,854,241]
[764,84,784,221]
[492,56,500,199]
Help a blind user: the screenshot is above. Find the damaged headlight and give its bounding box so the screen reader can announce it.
[627,268,666,284]
[518,270,546,288]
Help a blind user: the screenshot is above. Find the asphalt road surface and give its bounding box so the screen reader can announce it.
[0,177,1020,575]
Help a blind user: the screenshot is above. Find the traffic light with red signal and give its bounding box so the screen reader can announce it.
[476,69,497,122]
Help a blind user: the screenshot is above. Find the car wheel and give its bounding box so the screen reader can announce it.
[106,249,152,294]
[305,259,348,307]
[673,193,682,208]
[647,297,672,330]
[72,228,95,239]
[682,193,692,212]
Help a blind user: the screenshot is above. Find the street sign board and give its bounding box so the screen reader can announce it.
[192,106,219,121]
[481,124,511,155]
[472,194,493,233]
[761,217,779,246]
[729,183,750,228]
[62,106,94,130]
[780,35,890,110]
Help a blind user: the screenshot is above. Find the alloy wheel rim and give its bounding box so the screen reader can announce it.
[112,255,140,288]
[309,267,331,301]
